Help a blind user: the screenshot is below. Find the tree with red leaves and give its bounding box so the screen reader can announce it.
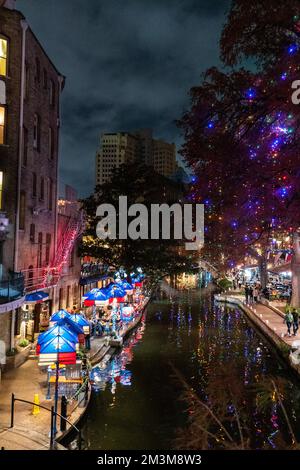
[179,0,300,303]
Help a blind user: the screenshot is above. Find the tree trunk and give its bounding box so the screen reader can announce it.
[291,232,300,308]
[247,246,268,288]
[258,254,268,289]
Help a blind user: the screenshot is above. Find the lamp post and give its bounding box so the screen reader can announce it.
[52,335,60,436]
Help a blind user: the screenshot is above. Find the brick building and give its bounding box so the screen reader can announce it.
[0,1,82,353]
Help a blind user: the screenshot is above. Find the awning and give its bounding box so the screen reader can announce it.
[24,291,49,304]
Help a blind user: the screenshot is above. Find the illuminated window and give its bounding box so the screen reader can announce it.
[0,37,8,76]
[0,171,3,209]
[0,105,5,144]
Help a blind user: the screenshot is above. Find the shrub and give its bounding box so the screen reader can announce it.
[19,339,29,348]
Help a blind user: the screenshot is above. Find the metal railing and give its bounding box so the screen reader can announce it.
[0,272,24,305]
[21,213,84,293]
[10,393,83,450]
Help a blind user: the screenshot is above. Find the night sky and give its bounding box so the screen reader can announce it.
[18,0,230,197]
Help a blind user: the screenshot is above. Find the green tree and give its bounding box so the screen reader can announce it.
[80,163,195,280]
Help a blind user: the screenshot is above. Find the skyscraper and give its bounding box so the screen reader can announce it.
[95,129,177,185]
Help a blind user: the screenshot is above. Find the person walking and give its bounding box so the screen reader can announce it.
[248,285,254,304]
[253,285,259,303]
[284,308,293,337]
[292,308,299,336]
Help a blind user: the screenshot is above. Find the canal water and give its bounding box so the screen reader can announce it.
[80,286,300,450]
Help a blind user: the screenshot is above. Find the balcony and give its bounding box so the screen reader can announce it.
[0,272,25,305]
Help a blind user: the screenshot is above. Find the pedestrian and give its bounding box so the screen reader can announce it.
[253,285,259,303]
[245,284,249,303]
[262,286,269,300]
[85,332,91,350]
[292,308,299,336]
[284,308,293,337]
[248,285,254,304]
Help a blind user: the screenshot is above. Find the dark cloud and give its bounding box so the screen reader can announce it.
[18,0,230,196]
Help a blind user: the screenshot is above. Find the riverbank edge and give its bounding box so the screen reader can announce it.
[215,294,300,377]
[56,295,151,447]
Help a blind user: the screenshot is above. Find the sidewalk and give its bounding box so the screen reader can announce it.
[215,292,299,348]
[0,334,107,450]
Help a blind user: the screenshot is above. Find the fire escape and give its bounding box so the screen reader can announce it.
[22,213,84,293]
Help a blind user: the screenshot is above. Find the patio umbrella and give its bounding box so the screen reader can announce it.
[62,316,84,334]
[68,313,90,335]
[116,280,134,292]
[38,334,76,365]
[37,324,78,346]
[82,288,100,300]
[105,282,123,291]
[83,288,109,306]
[107,286,127,303]
[50,309,71,322]
[24,291,49,304]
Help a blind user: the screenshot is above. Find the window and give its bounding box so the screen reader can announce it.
[33,113,40,151]
[58,288,64,310]
[43,68,47,89]
[35,57,40,83]
[48,178,53,210]
[0,171,3,210]
[32,172,37,197]
[40,176,44,200]
[45,233,51,264]
[66,285,70,308]
[37,232,43,268]
[0,105,5,144]
[19,191,26,230]
[0,37,8,77]
[48,127,54,159]
[73,284,78,307]
[22,127,28,166]
[29,223,35,243]
[49,79,55,106]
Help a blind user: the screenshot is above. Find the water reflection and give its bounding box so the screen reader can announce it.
[82,287,300,450]
[90,317,146,394]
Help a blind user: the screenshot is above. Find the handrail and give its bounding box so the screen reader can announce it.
[10,393,83,450]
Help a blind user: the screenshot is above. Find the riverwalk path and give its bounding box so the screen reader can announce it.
[215,292,300,351]
[0,297,149,450]
[0,334,106,450]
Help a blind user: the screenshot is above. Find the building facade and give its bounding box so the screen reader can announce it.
[95,129,178,185]
[152,139,177,177]
[0,2,82,355]
[96,132,139,185]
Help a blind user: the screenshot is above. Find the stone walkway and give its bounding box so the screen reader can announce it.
[0,334,106,450]
[215,293,300,348]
